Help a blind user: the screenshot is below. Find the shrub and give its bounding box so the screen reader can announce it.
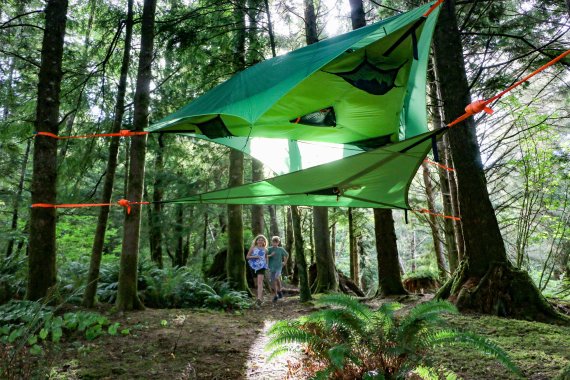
[267,294,521,379]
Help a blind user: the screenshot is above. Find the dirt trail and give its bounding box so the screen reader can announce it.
[49,296,315,379]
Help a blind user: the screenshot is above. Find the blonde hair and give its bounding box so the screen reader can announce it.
[251,234,268,248]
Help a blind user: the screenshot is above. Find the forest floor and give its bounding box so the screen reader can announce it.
[38,293,570,380]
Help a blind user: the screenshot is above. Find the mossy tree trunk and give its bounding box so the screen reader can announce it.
[313,206,338,293]
[292,206,311,301]
[432,0,563,321]
[27,0,68,301]
[83,0,134,308]
[251,159,264,236]
[116,0,157,311]
[374,209,407,296]
[149,132,165,268]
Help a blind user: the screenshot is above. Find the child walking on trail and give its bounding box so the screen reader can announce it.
[267,236,288,303]
[246,234,268,305]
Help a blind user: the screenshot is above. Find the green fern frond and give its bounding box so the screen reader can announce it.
[425,330,522,376]
[267,346,298,361]
[267,319,301,335]
[306,309,367,338]
[412,365,440,380]
[397,301,457,342]
[317,294,373,321]
[266,326,317,347]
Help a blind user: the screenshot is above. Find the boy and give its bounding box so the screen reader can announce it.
[267,236,288,302]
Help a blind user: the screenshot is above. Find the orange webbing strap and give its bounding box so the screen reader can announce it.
[31,199,150,214]
[414,208,461,221]
[423,0,444,17]
[447,49,570,128]
[34,130,149,139]
[424,158,454,172]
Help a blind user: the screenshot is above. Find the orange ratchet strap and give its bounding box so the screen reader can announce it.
[34,130,149,139]
[447,49,570,128]
[414,208,461,221]
[424,158,454,172]
[31,199,150,214]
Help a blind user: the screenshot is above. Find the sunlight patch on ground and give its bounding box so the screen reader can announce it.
[245,319,297,379]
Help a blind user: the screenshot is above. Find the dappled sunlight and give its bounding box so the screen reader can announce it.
[245,318,300,379]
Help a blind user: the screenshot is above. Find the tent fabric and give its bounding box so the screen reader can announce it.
[162,129,445,209]
[149,2,439,150]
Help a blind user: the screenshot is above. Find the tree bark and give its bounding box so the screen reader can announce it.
[432,0,563,321]
[374,209,407,296]
[268,205,280,237]
[27,0,69,301]
[6,139,31,258]
[313,207,338,293]
[286,207,296,283]
[348,208,359,283]
[349,0,366,29]
[291,206,311,301]
[116,0,157,311]
[225,0,248,292]
[83,0,134,308]
[422,162,448,280]
[149,132,164,268]
[174,203,185,266]
[251,158,264,235]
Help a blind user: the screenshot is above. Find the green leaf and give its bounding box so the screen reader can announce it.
[39,328,49,340]
[108,322,120,336]
[30,344,43,355]
[86,324,103,341]
[8,327,22,343]
[160,319,168,327]
[27,334,38,345]
[120,328,130,335]
[51,326,63,343]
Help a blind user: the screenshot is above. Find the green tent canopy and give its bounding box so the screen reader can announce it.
[149,3,440,174]
[162,129,445,209]
[151,2,443,209]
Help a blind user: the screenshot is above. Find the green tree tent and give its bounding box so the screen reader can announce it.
[149,2,443,209]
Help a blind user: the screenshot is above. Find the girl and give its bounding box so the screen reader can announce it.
[246,234,268,304]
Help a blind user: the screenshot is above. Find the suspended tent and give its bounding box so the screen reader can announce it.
[149,2,444,208]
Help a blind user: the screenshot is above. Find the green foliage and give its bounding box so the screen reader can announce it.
[267,295,521,379]
[0,253,27,303]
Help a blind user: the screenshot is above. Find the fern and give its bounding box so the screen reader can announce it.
[267,296,522,379]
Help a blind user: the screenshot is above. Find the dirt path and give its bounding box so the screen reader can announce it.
[49,296,316,379]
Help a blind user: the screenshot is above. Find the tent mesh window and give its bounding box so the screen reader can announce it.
[195,115,233,139]
[329,58,405,95]
[290,106,336,127]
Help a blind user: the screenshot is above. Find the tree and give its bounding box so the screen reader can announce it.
[83,0,134,308]
[350,0,406,297]
[27,0,69,301]
[226,0,248,292]
[432,0,562,320]
[313,206,338,292]
[292,206,311,301]
[374,209,407,296]
[116,0,157,311]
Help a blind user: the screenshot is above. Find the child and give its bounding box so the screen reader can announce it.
[246,234,268,304]
[267,236,288,302]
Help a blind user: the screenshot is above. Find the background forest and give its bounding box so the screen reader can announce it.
[0,0,569,378]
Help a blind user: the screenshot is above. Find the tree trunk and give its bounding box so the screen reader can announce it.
[428,67,459,274]
[226,0,248,292]
[116,0,157,311]
[447,147,465,262]
[349,0,366,29]
[268,205,280,237]
[422,162,448,280]
[263,0,277,57]
[83,0,134,308]
[6,139,31,257]
[313,207,338,293]
[432,0,562,321]
[27,0,69,301]
[251,158,264,235]
[149,132,164,268]
[286,207,296,283]
[291,206,311,301]
[174,203,185,266]
[348,208,359,283]
[374,209,407,296]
